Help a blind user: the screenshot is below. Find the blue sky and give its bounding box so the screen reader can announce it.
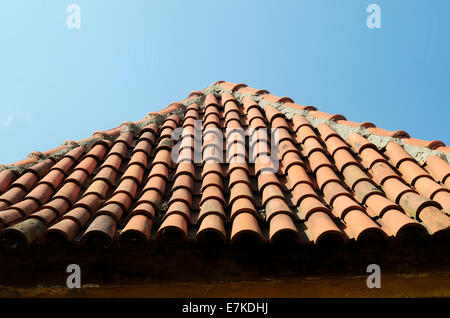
[0,0,449,164]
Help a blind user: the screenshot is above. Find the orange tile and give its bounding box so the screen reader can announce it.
[353,180,383,204]
[265,197,292,221]
[261,184,285,207]
[296,125,318,144]
[229,182,254,206]
[165,201,191,223]
[115,178,139,198]
[271,117,289,129]
[108,142,129,160]
[230,212,262,243]
[263,104,284,124]
[283,102,309,111]
[254,155,278,175]
[292,114,312,132]
[218,81,247,92]
[397,160,431,186]
[0,187,27,206]
[23,158,55,178]
[380,209,425,237]
[9,198,41,218]
[202,161,223,179]
[84,180,109,199]
[425,155,450,186]
[66,169,90,186]
[45,218,80,242]
[322,181,351,206]
[10,172,39,192]
[367,127,409,138]
[402,138,445,150]
[230,197,257,221]
[305,211,344,244]
[173,174,195,192]
[398,192,442,220]
[128,150,149,168]
[0,209,25,227]
[37,170,65,190]
[269,213,298,242]
[29,208,59,226]
[157,213,188,240]
[148,163,170,182]
[85,143,109,162]
[82,214,117,243]
[120,214,153,242]
[25,183,54,205]
[227,161,249,174]
[431,190,450,213]
[317,123,340,141]
[370,161,402,185]
[342,165,372,190]
[120,164,145,184]
[290,182,318,206]
[129,202,157,220]
[197,214,226,242]
[50,157,76,174]
[199,198,226,223]
[74,194,103,213]
[382,178,415,204]
[343,209,384,241]
[417,206,450,234]
[298,196,330,221]
[315,166,341,191]
[385,141,415,168]
[169,188,193,208]
[93,167,117,186]
[228,168,250,189]
[43,198,71,216]
[174,162,195,179]
[262,94,294,104]
[333,148,359,172]
[201,171,223,194]
[114,131,134,147]
[53,182,81,205]
[62,207,91,228]
[281,152,305,174]
[360,148,388,169]
[74,157,99,175]
[347,132,376,154]
[278,141,300,162]
[257,173,280,192]
[365,194,401,217]
[302,137,326,157]
[331,195,363,219]
[324,136,351,157]
[97,203,124,223]
[308,151,333,174]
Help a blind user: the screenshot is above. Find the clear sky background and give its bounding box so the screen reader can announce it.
[0,0,449,164]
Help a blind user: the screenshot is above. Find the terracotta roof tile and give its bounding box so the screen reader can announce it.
[425,155,450,187]
[197,213,226,243]
[0,81,448,249]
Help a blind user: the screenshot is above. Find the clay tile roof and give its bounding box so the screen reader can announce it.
[0,81,449,250]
